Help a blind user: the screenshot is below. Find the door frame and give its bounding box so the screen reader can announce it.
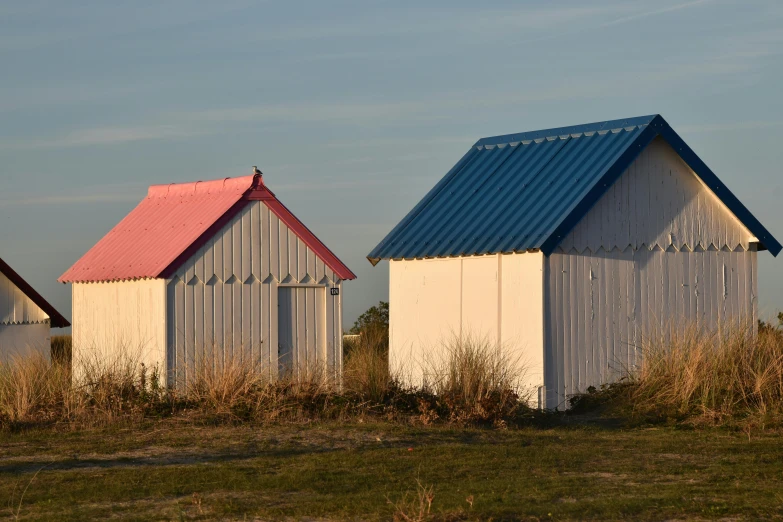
[277,284,328,377]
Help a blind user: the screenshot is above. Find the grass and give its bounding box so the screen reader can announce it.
[1,420,782,520]
[4,326,783,519]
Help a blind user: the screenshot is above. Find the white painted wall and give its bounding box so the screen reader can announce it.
[544,247,757,408]
[499,252,545,400]
[390,257,462,382]
[559,137,753,253]
[72,279,167,381]
[0,323,51,361]
[0,270,51,360]
[167,200,343,386]
[389,252,544,401]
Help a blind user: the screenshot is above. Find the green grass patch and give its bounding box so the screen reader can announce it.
[1,421,782,520]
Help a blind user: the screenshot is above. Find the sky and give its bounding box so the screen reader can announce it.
[1,0,782,329]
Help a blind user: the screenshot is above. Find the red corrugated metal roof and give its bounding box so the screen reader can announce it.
[60,174,356,283]
[0,257,70,327]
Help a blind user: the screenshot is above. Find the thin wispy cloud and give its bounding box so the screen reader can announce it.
[250,5,617,43]
[250,1,710,45]
[0,1,257,53]
[0,124,205,150]
[0,49,763,152]
[599,0,714,28]
[0,1,774,155]
[0,181,148,207]
[272,178,396,192]
[0,192,141,207]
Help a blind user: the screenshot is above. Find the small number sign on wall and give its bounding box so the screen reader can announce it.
[330,287,339,296]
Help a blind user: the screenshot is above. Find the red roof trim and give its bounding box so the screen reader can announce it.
[0,257,70,328]
[245,181,356,281]
[159,175,356,281]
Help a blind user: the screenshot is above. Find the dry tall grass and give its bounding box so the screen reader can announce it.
[185,356,344,422]
[0,354,71,424]
[571,323,783,428]
[343,325,390,403]
[0,330,536,430]
[421,334,526,425]
[50,335,72,366]
[629,324,783,426]
[0,346,154,426]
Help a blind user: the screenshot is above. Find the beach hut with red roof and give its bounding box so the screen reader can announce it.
[60,169,355,385]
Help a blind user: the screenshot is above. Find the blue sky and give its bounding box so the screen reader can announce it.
[1,0,782,328]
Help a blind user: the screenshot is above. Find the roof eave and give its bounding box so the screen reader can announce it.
[0,258,70,328]
[655,122,782,257]
[367,141,482,263]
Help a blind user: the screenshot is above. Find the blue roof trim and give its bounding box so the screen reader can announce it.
[368,114,781,262]
[477,114,658,148]
[657,122,782,256]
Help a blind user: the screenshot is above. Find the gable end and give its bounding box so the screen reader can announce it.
[556,137,755,253]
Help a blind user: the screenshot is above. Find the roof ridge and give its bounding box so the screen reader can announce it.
[476,114,658,148]
[147,174,255,198]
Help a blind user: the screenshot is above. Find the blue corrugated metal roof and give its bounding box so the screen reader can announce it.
[368,114,781,261]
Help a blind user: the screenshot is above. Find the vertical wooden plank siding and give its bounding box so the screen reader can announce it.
[0,271,49,325]
[545,248,758,408]
[277,286,328,376]
[165,200,343,387]
[277,287,293,372]
[0,269,52,359]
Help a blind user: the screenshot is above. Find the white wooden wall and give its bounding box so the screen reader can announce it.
[389,252,544,401]
[559,137,753,253]
[167,200,342,386]
[0,271,49,325]
[545,138,759,408]
[0,323,51,361]
[545,247,757,408]
[72,279,167,380]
